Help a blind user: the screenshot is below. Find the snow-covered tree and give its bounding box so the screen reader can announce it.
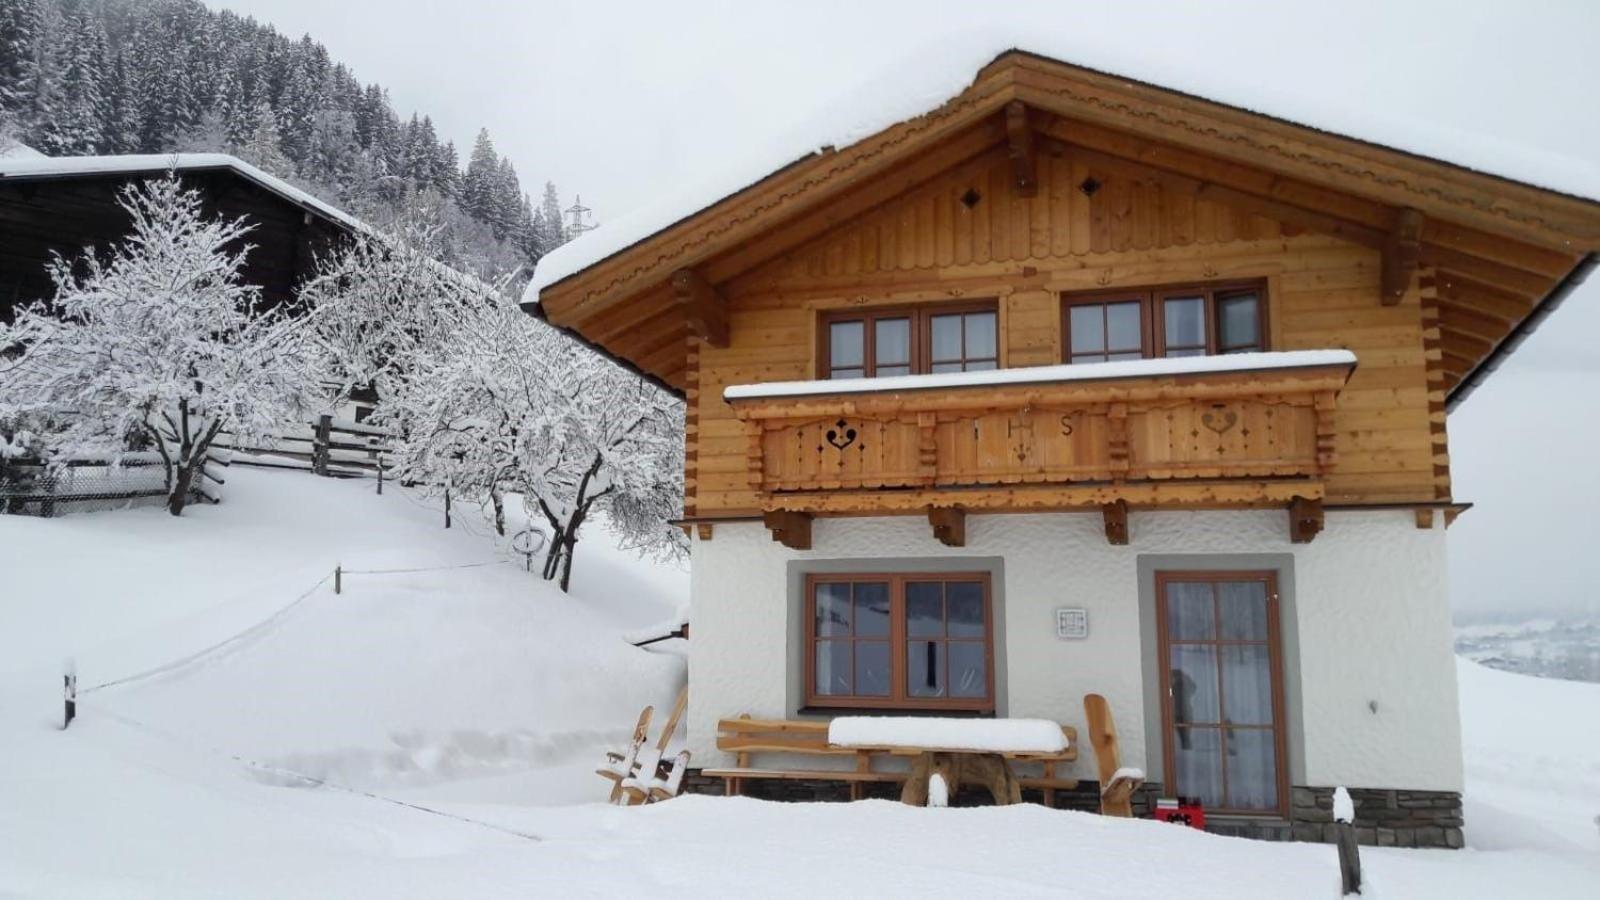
[0,175,331,516]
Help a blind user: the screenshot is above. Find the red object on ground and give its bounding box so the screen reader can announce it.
[1153,800,1207,829]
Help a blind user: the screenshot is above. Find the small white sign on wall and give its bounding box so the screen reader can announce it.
[1055,607,1089,640]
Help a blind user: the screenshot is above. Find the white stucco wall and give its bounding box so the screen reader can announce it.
[687,509,1462,792]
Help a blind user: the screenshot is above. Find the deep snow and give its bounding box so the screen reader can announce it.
[2,468,1598,897]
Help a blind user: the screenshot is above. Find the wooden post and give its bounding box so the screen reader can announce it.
[444,491,452,529]
[62,667,76,729]
[376,462,384,495]
[312,414,333,477]
[334,564,342,595]
[1335,821,1362,895]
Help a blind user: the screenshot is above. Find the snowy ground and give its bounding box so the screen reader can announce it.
[2,468,1597,897]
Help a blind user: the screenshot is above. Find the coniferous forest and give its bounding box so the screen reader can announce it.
[0,0,576,281]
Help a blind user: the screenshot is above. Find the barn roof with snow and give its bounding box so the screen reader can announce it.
[525,48,1600,407]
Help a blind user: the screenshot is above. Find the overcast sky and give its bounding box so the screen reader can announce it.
[218,0,1600,621]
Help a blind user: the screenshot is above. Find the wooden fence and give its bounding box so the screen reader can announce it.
[212,414,391,481]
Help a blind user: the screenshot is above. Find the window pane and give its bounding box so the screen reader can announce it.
[875,365,910,377]
[930,314,962,361]
[930,362,964,374]
[1106,301,1143,352]
[853,582,890,638]
[964,360,997,372]
[815,582,851,636]
[907,640,945,697]
[855,641,891,697]
[1221,645,1274,726]
[1169,644,1220,724]
[1163,296,1205,350]
[1218,294,1260,349]
[1172,726,1223,807]
[1165,348,1205,358]
[1106,351,1143,362]
[815,640,851,695]
[964,312,997,360]
[1069,305,1105,354]
[1218,581,1269,641]
[947,583,985,637]
[830,367,864,380]
[876,317,911,366]
[1165,582,1215,640]
[949,642,987,698]
[906,582,944,637]
[829,320,864,368]
[1225,728,1279,810]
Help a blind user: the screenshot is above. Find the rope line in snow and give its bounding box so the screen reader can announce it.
[340,559,509,575]
[81,572,334,695]
[79,701,544,844]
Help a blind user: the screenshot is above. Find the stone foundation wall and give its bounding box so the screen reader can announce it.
[681,772,1462,848]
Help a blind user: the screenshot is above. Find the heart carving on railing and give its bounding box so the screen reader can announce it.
[1201,407,1238,435]
[825,418,858,451]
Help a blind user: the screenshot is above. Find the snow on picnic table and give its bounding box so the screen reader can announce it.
[829,716,1069,753]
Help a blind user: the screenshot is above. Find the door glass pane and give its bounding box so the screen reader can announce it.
[1069,305,1105,354]
[1172,726,1223,807]
[854,641,891,696]
[1165,582,1215,640]
[930,314,962,362]
[1169,644,1220,724]
[853,582,890,637]
[876,318,911,367]
[1218,294,1260,349]
[946,582,985,637]
[1221,645,1274,726]
[1225,728,1279,810]
[829,320,864,368]
[965,312,997,359]
[815,640,851,695]
[906,582,944,637]
[1163,296,1205,351]
[1218,581,1268,640]
[815,582,851,636]
[907,640,945,697]
[949,642,987,698]
[1106,301,1142,352]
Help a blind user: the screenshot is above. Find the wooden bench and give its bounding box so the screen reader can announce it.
[702,715,1081,804]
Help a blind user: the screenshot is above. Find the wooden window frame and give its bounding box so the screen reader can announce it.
[818,300,999,380]
[803,572,996,713]
[1062,280,1268,363]
[1154,570,1290,819]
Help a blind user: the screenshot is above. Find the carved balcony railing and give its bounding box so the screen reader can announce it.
[724,351,1355,507]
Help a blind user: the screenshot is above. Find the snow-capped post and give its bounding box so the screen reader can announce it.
[1333,786,1361,895]
[444,490,452,529]
[334,564,342,595]
[62,662,77,729]
[312,415,333,477]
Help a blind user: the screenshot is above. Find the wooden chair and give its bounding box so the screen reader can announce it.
[1083,693,1144,817]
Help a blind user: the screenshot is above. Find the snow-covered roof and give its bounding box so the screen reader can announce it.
[724,349,1357,401]
[524,40,1600,307]
[0,153,367,234]
[0,141,45,160]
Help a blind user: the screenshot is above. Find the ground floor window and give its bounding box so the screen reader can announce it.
[805,572,994,712]
[1155,570,1288,816]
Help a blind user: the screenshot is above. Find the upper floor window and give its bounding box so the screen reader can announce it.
[823,303,998,379]
[1064,282,1265,363]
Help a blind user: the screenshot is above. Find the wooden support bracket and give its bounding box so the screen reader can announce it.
[1288,496,1324,544]
[928,506,967,547]
[696,523,715,541]
[762,509,813,550]
[1381,208,1425,305]
[1101,499,1129,545]
[672,268,729,347]
[1005,100,1038,198]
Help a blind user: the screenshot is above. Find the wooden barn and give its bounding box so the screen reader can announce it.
[528,49,1600,844]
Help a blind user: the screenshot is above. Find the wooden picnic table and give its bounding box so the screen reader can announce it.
[826,718,1075,807]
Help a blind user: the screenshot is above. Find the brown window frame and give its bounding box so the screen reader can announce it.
[803,572,996,713]
[818,301,999,380]
[1062,280,1268,363]
[1154,570,1290,818]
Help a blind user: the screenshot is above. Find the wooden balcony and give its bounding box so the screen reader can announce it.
[724,351,1355,540]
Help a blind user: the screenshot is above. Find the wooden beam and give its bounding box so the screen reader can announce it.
[1288,496,1324,544]
[762,509,813,550]
[1005,100,1038,198]
[1382,208,1424,304]
[671,268,729,348]
[1414,509,1435,530]
[696,523,715,541]
[1101,500,1129,545]
[927,506,967,547]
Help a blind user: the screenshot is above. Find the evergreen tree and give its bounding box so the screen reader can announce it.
[0,0,42,121]
[537,181,567,254]
[41,6,105,154]
[101,49,140,152]
[460,128,498,221]
[235,96,291,177]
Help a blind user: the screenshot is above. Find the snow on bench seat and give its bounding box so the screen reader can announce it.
[828,716,1070,754]
[723,349,1356,401]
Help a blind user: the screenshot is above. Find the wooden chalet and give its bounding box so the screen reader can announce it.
[529,51,1600,844]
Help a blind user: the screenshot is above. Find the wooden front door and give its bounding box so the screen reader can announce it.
[1156,571,1289,816]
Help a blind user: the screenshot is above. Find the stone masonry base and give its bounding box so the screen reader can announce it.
[681,771,1463,849]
